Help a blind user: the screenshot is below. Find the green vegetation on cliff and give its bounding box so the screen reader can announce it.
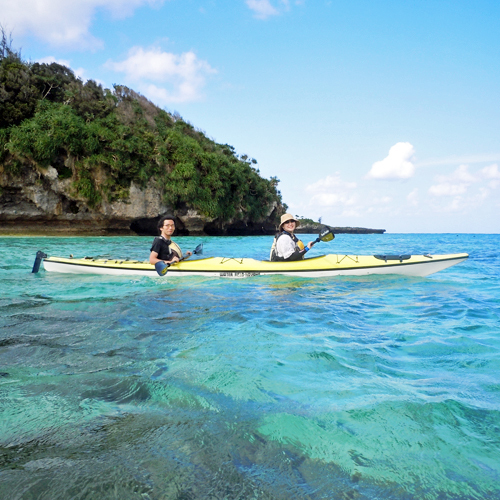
[0,32,284,223]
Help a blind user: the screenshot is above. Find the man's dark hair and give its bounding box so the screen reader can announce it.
[157,215,176,234]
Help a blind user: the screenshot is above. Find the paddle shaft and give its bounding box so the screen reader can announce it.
[155,243,203,276]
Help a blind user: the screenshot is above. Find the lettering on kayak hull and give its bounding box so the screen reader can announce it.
[219,272,260,278]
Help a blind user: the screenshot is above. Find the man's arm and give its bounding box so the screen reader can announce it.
[149,250,179,265]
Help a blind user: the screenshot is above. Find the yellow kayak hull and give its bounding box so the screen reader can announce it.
[42,253,469,278]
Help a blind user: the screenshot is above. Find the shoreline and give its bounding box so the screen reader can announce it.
[0,228,387,237]
[0,221,386,237]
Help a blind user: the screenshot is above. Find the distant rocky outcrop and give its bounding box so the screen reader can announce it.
[296,222,385,235]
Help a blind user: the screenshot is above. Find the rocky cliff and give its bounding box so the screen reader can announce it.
[0,162,280,236]
[0,163,385,236]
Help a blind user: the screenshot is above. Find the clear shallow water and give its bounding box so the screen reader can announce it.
[0,233,499,499]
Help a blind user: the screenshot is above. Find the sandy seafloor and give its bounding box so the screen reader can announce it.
[1,233,499,499]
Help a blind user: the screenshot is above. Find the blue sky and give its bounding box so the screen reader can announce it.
[2,0,500,233]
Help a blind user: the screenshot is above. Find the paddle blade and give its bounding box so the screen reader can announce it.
[320,231,334,242]
[314,226,335,244]
[193,243,203,255]
[155,261,169,276]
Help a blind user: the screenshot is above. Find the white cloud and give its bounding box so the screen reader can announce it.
[366,142,416,180]
[416,153,500,167]
[425,163,500,218]
[476,187,490,201]
[246,0,288,19]
[308,192,358,207]
[429,165,477,197]
[106,47,217,103]
[303,174,401,220]
[304,174,357,208]
[37,56,72,67]
[446,197,462,212]
[306,174,357,193]
[407,188,418,207]
[428,183,467,197]
[434,164,477,184]
[1,0,164,48]
[480,163,500,189]
[373,196,392,205]
[481,163,500,179]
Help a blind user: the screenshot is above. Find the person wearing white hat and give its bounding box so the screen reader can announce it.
[269,213,316,261]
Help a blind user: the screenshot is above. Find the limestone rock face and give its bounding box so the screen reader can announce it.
[102,182,168,219]
[1,163,384,236]
[0,163,276,236]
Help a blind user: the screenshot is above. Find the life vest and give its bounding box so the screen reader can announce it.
[270,231,305,261]
[152,237,183,260]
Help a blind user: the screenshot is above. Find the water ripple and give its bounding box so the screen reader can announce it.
[1,234,499,499]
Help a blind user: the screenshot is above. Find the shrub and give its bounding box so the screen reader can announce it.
[1,39,285,222]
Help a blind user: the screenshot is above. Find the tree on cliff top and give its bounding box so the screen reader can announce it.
[0,29,38,128]
[0,34,284,224]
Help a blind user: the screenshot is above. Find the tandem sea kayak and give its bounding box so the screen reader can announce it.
[35,252,469,278]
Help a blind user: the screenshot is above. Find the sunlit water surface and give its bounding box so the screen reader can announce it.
[1,234,499,499]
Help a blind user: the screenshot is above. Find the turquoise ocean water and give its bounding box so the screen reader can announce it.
[1,233,499,499]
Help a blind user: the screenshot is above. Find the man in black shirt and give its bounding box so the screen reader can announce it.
[149,215,192,266]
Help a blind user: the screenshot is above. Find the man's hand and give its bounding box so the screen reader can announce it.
[164,255,180,264]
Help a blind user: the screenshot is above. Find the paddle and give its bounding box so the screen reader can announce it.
[155,243,203,276]
[312,226,335,245]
